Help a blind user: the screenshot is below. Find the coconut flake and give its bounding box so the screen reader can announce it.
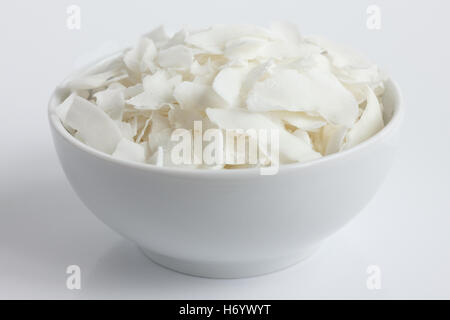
[292,129,312,146]
[123,84,144,99]
[124,37,153,74]
[185,24,275,53]
[127,71,180,109]
[168,108,205,130]
[344,86,384,149]
[306,35,373,69]
[258,41,312,60]
[270,111,327,131]
[174,82,228,110]
[321,124,348,155]
[141,40,158,73]
[116,121,137,141]
[270,21,303,44]
[246,68,359,127]
[206,108,321,163]
[66,69,126,91]
[224,37,267,60]
[112,138,146,162]
[94,88,125,120]
[158,45,193,69]
[144,25,169,47]
[61,96,122,154]
[162,29,188,49]
[55,93,76,124]
[212,66,249,107]
[241,60,275,96]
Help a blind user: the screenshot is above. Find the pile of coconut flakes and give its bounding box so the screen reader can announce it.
[55,23,387,169]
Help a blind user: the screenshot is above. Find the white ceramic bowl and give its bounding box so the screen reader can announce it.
[48,57,403,278]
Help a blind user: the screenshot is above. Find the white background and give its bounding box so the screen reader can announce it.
[1,0,449,299]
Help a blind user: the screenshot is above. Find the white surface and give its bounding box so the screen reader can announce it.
[1,0,449,299]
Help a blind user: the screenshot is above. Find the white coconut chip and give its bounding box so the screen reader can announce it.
[305,35,373,69]
[150,112,171,133]
[66,53,125,90]
[148,127,172,152]
[246,68,359,127]
[123,84,144,99]
[206,108,321,163]
[65,69,126,91]
[161,29,188,49]
[144,25,170,48]
[127,71,180,110]
[185,24,275,54]
[336,65,382,85]
[168,109,205,130]
[258,41,310,60]
[270,111,327,131]
[55,93,77,124]
[321,124,348,155]
[212,66,249,107]
[116,121,137,141]
[141,39,158,73]
[190,59,213,77]
[344,86,384,149]
[94,88,125,120]
[224,37,268,60]
[292,129,312,146]
[124,37,153,74]
[112,138,146,163]
[270,21,303,44]
[59,96,122,154]
[191,59,219,84]
[158,45,193,69]
[81,53,125,75]
[240,60,275,96]
[107,82,125,90]
[174,82,228,110]
[286,53,330,74]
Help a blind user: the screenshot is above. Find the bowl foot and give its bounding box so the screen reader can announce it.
[138,244,321,279]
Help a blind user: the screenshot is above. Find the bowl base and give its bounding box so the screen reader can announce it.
[138,244,321,279]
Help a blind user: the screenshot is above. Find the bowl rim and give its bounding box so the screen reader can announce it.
[48,54,404,178]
